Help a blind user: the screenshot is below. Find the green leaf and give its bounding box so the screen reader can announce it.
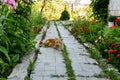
[0,58,8,74]
[0,15,6,20]
[0,58,4,64]
[0,23,2,27]
[104,49,108,53]
[0,46,11,63]
[12,54,19,63]
[0,78,6,80]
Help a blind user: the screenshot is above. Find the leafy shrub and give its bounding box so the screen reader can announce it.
[31,12,45,33]
[90,0,109,22]
[60,7,70,20]
[96,27,120,70]
[0,0,34,78]
[71,17,120,76]
[108,16,116,22]
[71,17,105,43]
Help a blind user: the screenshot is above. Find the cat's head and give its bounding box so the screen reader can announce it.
[55,38,63,45]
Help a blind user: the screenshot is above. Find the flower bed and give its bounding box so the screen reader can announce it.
[70,17,120,79]
[96,27,120,70]
[71,17,105,43]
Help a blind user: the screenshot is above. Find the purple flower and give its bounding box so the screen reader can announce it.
[0,0,16,9]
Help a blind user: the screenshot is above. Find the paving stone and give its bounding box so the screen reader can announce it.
[45,66,56,71]
[76,56,97,64]
[76,77,108,80]
[56,22,108,80]
[34,62,45,71]
[42,70,56,76]
[76,77,87,80]
[78,64,102,76]
[43,77,68,80]
[72,63,81,71]
[85,77,109,80]
[56,66,66,75]
[31,75,43,80]
[31,22,66,80]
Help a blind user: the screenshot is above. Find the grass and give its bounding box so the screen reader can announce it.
[51,74,65,78]
[54,21,76,80]
[24,21,50,80]
[54,21,61,38]
[24,60,34,80]
[62,44,76,80]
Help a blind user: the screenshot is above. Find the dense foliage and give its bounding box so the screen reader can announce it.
[96,27,120,70]
[90,0,109,22]
[60,7,70,20]
[31,2,46,33]
[0,0,34,78]
[71,17,120,79]
[71,17,105,43]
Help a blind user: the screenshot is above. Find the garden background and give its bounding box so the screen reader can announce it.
[0,0,120,80]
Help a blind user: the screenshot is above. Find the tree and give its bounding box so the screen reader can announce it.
[60,6,70,20]
[90,0,110,22]
[40,0,46,13]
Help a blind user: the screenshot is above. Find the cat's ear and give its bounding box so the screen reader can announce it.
[39,42,43,44]
[39,42,43,47]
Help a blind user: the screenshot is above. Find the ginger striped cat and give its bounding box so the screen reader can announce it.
[39,38,63,50]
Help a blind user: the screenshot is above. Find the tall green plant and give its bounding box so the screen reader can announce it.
[90,0,109,22]
[0,0,34,78]
[31,2,46,33]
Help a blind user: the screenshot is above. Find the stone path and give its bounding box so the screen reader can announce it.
[31,22,67,80]
[8,21,109,80]
[57,22,108,80]
[31,21,108,80]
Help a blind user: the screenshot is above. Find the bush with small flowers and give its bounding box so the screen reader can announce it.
[71,17,120,71]
[96,27,120,70]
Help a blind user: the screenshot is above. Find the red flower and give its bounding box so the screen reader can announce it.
[114,18,120,22]
[108,49,118,54]
[108,50,114,54]
[110,26,116,29]
[114,18,120,26]
[116,54,120,58]
[108,57,112,61]
[110,42,115,46]
[82,28,88,32]
[113,50,118,53]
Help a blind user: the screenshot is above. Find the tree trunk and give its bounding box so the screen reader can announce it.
[40,0,46,13]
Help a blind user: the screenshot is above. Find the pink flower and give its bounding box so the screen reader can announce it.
[0,0,16,9]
